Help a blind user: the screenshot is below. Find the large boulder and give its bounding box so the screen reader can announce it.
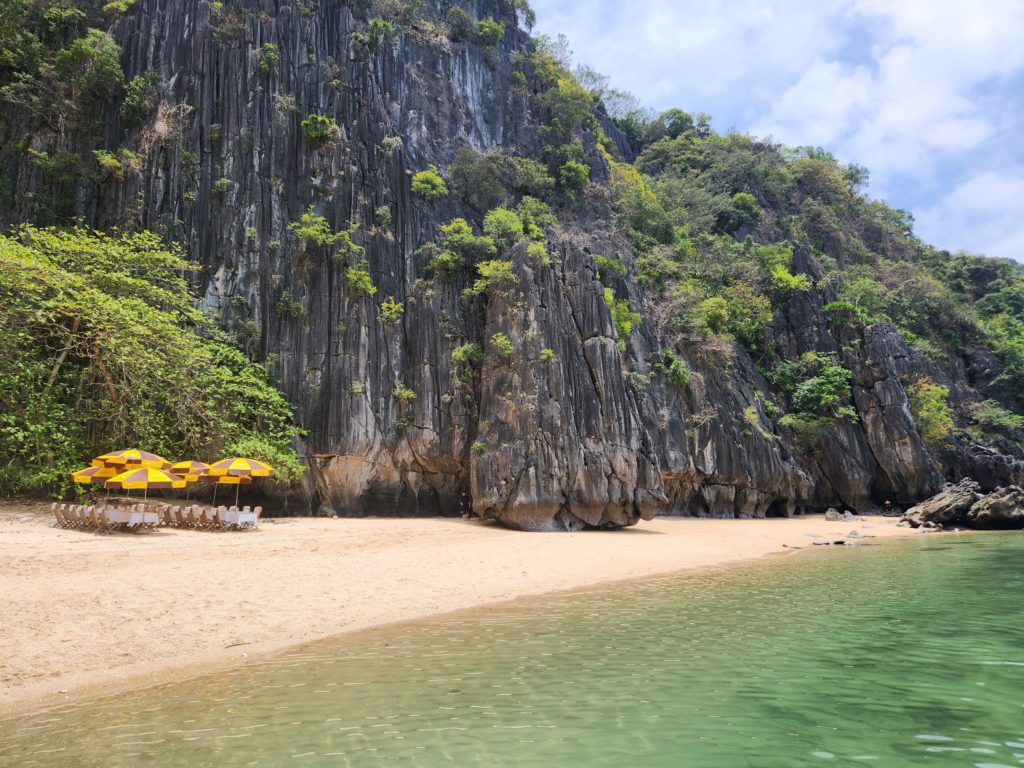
[966,486,1024,529]
[902,479,981,528]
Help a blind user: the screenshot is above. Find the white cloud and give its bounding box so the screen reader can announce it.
[917,171,1024,261]
[530,0,1024,261]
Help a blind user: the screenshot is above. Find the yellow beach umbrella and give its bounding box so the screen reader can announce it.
[92,449,170,470]
[169,460,209,503]
[206,457,275,478]
[105,466,186,501]
[169,460,210,482]
[200,471,254,507]
[71,465,118,485]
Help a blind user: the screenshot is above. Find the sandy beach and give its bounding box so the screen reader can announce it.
[0,501,918,717]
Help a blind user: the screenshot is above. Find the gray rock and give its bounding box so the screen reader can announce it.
[902,479,981,528]
[825,508,841,521]
[965,486,1024,529]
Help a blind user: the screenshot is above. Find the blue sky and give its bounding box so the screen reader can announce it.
[530,0,1024,263]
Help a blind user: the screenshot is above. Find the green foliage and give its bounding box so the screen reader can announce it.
[102,0,137,12]
[474,18,504,47]
[378,296,404,325]
[411,165,448,200]
[56,29,123,105]
[715,191,761,234]
[447,148,506,211]
[212,177,232,200]
[604,288,641,347]
[539,347,557,363]
[490,332,514,364]
[374,205,393,231]
[393,380,416,404]
[275,289,306,320]
[609,161,674,250]
[695,296,730,334]
[452,342,483,369]
[593,255,626,286]
[438,218,496,265]
[367,18,394,50]
[558,160,590,199]
[446,7,473,41]
[659,349,690,389]
[509,157,554,197]
[527,241,551,267]
[483,208,524,248]
[287,206,363,262]
[464,259,516,298]
[907,378,953,446]
[0,226,301,495]
[257,42,280,75]
[517,195,556,229]
[971,399,1024,440]
[346,264,377,296]
[471,440,487,456]
[122,70,161,125]
[301,114,338,146]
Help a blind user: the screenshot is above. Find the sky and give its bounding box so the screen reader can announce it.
[529,0,1024,263]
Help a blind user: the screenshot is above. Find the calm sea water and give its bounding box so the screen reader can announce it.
[2,532,1023,767]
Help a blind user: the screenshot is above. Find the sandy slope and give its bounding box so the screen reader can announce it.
[0,501,917,716]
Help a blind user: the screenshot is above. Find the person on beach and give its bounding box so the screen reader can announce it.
[884,500,894,515]
[459,490,474,519]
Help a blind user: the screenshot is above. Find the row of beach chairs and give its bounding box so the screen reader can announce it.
[154,503,262,531]
[51,502,261,532]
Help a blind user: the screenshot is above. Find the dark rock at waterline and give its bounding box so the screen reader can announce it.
[965,486,1024,529]
[902,479,981,528]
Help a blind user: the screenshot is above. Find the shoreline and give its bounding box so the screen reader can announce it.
[0,502,921,719]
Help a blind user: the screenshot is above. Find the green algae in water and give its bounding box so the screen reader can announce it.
[2,533,1023,767]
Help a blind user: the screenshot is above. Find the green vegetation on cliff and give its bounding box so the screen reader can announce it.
[0,226,303,495]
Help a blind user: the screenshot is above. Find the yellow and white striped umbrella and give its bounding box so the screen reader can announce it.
[92,449,170,470]
[206,457,275,478]
[104,466,187,491]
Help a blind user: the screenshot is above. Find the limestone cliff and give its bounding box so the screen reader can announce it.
[2,0,1022,528]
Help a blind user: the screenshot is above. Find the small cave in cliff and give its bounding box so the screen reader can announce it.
[765,499,792,518]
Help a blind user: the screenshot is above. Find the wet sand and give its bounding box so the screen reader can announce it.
[0,501,917,717]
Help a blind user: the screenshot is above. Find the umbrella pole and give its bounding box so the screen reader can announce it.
[235,483,241,509]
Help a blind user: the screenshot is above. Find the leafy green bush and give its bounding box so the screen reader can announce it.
[411,165,448,199]
[907,378,953,446]
[594,255,627,285]
[346,264,377,296]
[378,296,404,325]
[540,348,557,363]
[509,157,554,197]
[0,226,301,495]
[368,18,394,50]
[558,160,590,199]
[970,399,1024,440]
[301,114,339,146]
[448,148,506,210]
[483,208,524,248]
[474,18,504,47]
[464,259,516,298]
[212,177,232,200]
[452,342,484,368]
[604,288,641,347]
[393,381,416,404]
[490,332,514,363]
[122,70,161,125]
[257,42,280,75]
[447,7,473,41]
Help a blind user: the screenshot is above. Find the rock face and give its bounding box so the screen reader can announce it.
[902,479,981,528]
[2,0,1023,528]
[902,480,1024,530]
[965,486,1024,530]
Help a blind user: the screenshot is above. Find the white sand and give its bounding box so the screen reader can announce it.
[0,501,918,717]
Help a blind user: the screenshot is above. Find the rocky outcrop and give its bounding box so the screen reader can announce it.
[902,479,981,528]
[965,486,1024,529]
[902,479,1024,529]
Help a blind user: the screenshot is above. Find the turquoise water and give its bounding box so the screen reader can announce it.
[2,532,1023,767]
